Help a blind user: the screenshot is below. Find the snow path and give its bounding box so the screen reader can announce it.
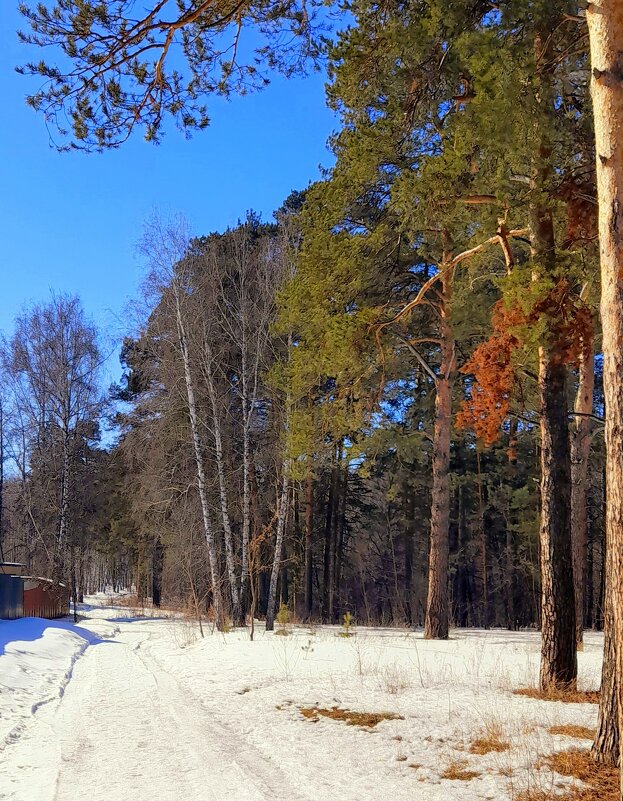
[0,601,605,801]
[2,618,311,801]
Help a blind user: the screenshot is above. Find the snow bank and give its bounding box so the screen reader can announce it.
[0,614,119,745]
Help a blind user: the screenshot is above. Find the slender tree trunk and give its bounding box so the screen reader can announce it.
[322,459,339,623]
[173,287,224,629]
[239,359,251,623]
[56,428,72,580]
[203,346,241,623]
[570,337,595,650]
[506,423,518,630]
[586,2,623,778]
[304,471,314,620]
[334,462,348,622]
[266,469,289,631]
[476,449,487,628]
[152,537,164,608]
[403,483,415,627]
[456,481,468,628]
[425,258,455,641]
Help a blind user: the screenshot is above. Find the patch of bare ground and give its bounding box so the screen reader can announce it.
[441,760,481,781]
[513,687,599,704]
[516,749,618,801]
[547,726,595,740]
[298,706,404,728]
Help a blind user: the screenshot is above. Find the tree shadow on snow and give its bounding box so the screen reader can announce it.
[102,615,171,624]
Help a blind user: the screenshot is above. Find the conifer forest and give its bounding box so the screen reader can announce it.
[2,2,623,800]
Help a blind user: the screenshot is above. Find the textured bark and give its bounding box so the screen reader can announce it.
[593,550,619,766]
[570,340,595,650]
[537,350,577,689]
[531,32,576,690]
[334,464,348,622]
[586,1,623,780]
[424,261,455,641]
[322,458,339,623]
[304,472,314,620]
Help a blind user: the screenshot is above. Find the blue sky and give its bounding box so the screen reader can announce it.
[0,5,337,385]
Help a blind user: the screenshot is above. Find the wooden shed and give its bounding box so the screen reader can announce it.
[0,564,69,620]
[23,578,70,619]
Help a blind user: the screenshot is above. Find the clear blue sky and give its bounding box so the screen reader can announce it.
[0,5,337,384]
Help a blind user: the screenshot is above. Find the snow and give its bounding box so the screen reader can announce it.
[0,598,604,800]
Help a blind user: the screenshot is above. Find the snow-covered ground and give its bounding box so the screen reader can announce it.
[0,597,603,800]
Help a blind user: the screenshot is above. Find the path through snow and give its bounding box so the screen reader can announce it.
[0,600,606,801]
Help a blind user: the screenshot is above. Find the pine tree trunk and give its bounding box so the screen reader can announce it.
[334,463,348,622]
[570,340,595,650]
[304,472,314,620]
[586,1,623,777]
[593,548,619,766]
[424,260,455,640]
[530,38,576,688]
[536,301,577,691]
[322,460,338,623]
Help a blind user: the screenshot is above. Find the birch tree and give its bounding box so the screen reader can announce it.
[140,215,225,627]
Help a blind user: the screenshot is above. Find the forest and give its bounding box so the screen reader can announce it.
[3,1,623,800]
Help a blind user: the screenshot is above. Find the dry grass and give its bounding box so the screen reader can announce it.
[548,726,595,741]
[544,749,618,799]
[513,687,599,704]
[298,706,404,728]
[469,721,510,755]
[516,749,618,801]
[470,734,511,755]
[441,759,482,781]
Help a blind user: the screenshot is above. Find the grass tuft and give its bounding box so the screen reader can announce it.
[513,687,599,704]
[441,759,481,781]
[548,725,595,741]
[470,734,511,755]
[517,749,618,800]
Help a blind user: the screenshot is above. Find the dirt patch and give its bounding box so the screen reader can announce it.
[298,706,404,728]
